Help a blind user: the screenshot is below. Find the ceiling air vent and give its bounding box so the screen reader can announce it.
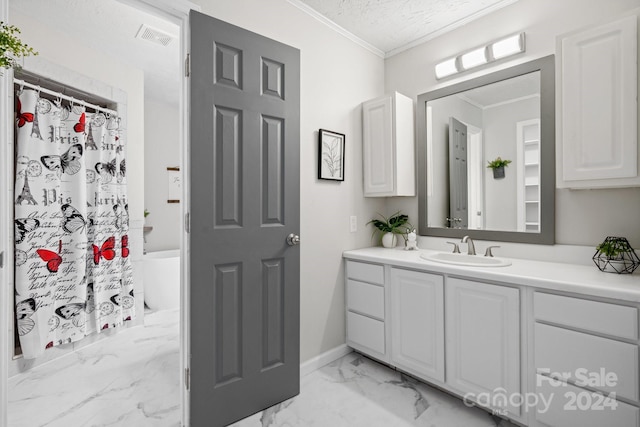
[135,24,175,47]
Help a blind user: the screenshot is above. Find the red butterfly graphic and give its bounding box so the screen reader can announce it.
[93,236,116,265]
[122,235,129,258]
[73,112,86,133]
[16,99,34,128]
[36,240,63,273]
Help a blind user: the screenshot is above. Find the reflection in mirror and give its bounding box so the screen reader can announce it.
[417,56,555,244]
[426,72,540,232]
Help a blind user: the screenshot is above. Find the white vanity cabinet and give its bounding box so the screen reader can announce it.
[343,248,640,426]
[558,15,639,189]
[345,260,388,362]
[532,292,640,427]
[362,92,415,197]
[446,277,521,418]
[389,268,444,382]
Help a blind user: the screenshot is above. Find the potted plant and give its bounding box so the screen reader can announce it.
[593,237,640,274]
[367,211,410,248]
[487,157,512,179]
[0,22,37,73]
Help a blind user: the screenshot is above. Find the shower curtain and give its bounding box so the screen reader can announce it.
[14,88,134,359]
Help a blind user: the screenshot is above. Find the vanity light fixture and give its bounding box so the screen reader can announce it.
[460,46,488,70]
[434,32,526,79]
[434,57,458,79]
[491,33,525,60]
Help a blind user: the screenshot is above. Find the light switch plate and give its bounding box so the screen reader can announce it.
[350,215,357,233]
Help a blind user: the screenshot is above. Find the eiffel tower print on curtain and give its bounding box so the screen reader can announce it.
[15,172,37,205]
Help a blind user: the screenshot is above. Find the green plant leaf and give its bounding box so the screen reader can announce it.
[0,22,37,71]
[486,157,512,169]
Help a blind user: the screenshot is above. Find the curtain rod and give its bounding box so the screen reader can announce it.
[13,78,119,117]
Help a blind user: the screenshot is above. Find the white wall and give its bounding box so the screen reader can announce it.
[385,0,640,247]
[483,97,538,230]
[144,99,181,252]
[191,0,386,362]
[8,6,146,374]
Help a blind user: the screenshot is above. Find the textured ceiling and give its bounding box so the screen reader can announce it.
[9,0,180,106]
[11,0,522,105]
[295,0,520,56]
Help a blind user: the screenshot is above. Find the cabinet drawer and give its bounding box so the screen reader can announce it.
[347,279,384,320]
[536,374,639,427]
[534,292,638,340]
[346,261,384,285]
[535,323,638,401]
[347,311,385,355]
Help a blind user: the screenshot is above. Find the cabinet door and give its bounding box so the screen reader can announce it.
[362,95,395,196]
[347,311,386,357]
[446,278,520,417]
[535,375,639,427]
[390,268,444,382]
[559,15,638,188]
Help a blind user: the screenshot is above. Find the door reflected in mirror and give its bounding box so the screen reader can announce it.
[426,71,540,232]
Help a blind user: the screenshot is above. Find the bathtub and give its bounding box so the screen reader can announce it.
[142,249,180,311]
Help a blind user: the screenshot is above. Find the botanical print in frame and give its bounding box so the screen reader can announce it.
[318,129,345,181]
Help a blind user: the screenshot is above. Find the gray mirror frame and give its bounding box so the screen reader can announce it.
[417,55,555,244]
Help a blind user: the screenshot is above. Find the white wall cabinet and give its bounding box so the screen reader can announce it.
[362,92,415,197]
[558,15,639,189]
[446,277,521,418]
[390,268,444,382]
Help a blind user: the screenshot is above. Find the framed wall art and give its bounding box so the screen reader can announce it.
[167,166,180,203]
[318,129,345,181]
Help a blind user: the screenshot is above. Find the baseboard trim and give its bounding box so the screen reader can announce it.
[300,344,352,377]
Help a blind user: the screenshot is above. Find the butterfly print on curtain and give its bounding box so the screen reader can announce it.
[13,88,135,359]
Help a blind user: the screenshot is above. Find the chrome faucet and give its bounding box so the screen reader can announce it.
[461,235,476,255]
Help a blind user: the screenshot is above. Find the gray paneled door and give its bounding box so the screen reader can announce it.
[449,117,468,229]
[189,11,300,426]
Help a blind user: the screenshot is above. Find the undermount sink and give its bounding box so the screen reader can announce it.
[420,252,512,267]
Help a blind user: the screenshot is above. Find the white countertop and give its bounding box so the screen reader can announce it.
[343,247,640,303]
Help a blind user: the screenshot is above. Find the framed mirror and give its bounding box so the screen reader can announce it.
[417,55,555,244]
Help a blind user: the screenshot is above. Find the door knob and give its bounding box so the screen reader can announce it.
[286,233,300,246]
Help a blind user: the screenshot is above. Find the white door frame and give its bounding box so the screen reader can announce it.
[0,1,197,426]
[0,0,12,424]
[466,124,484,230]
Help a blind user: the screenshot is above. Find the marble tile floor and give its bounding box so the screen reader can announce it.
[8,308,181,427]
[232,352,518,427]
[9,308,517,427]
